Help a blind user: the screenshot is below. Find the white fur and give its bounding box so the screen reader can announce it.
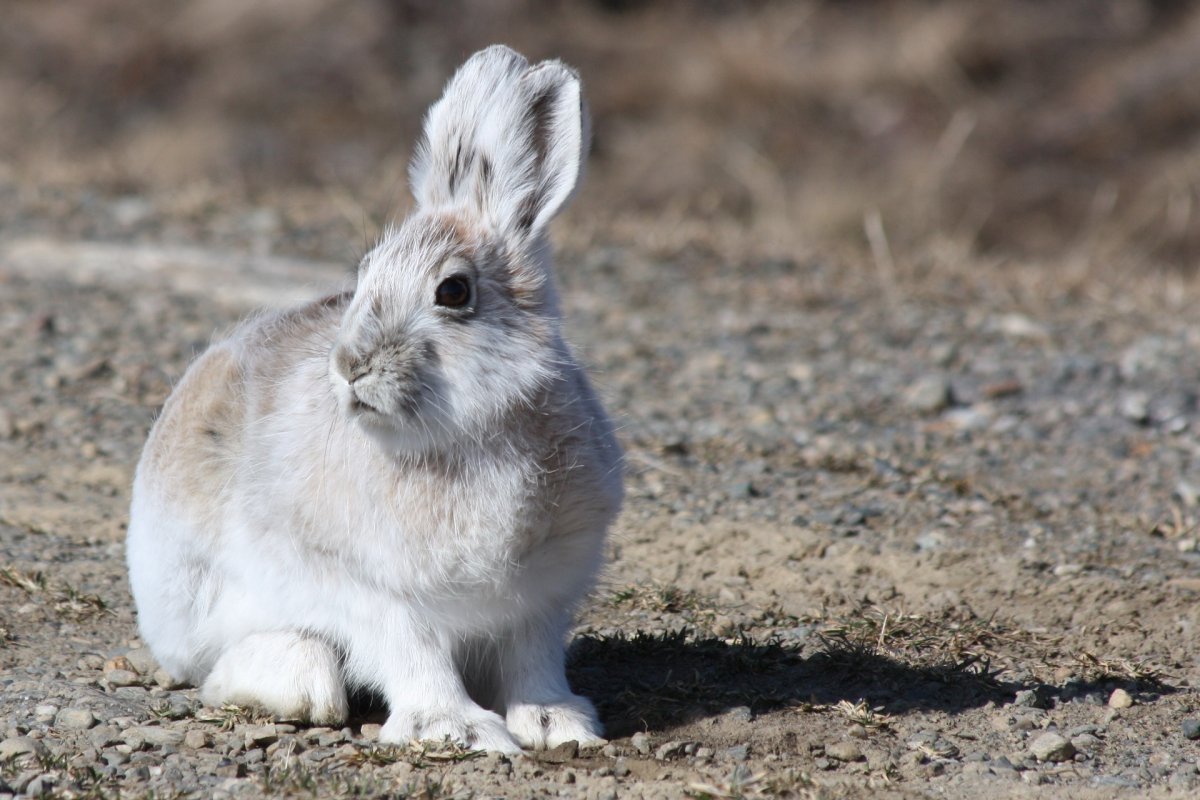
[127,45,621,753]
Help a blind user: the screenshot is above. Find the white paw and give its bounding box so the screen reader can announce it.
[506,694,604,750]
[200,631,348,725]
[380,706,520,753]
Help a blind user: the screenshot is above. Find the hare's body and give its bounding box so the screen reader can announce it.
[127,47,622,751]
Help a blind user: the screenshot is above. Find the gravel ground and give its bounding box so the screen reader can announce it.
[2,185,1200,799]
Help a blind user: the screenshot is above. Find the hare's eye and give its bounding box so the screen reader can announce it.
[435,276,472,308]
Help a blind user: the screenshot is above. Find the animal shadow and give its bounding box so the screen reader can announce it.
[566,629,1025,738]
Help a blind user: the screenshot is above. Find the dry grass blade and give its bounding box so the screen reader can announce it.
[833,699,892,729]
[0,563,110,620]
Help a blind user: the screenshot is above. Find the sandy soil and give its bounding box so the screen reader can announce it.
[2,2,1200,798]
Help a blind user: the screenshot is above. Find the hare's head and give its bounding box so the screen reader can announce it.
[329,45,588,451]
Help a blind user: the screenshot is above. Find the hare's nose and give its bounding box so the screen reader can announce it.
[332,346,362,384]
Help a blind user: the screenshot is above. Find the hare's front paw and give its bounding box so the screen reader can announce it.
[506,694,604,750]
[380,706,520,753]
[200,631,348,725]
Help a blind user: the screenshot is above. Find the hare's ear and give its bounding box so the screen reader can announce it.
[409,45,589,242]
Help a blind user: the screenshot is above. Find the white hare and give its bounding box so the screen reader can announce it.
[126,45,623,752]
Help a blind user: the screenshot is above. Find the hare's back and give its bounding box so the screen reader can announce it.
[136,290,351,516]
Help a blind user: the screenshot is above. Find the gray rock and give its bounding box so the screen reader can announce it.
[0,737,47,759]
[1107,688,1133,709]
[153,669,184,689]
[1119,393,1150,424]
[123,647,160,675]
[33,704,58,724]
[104,669,140,687]
[721,744,750,762]
[630,732,652,755]
[1012,688,1049,709]
[826,741,865,762]
[88,725,121,749]
[1030,732,1075,762]
[54,708,96,730]
[136,726,185,748]
[654,740,688,761]
[904,375,951,414]
[240,723,278,748]
[1182,719,1200,740]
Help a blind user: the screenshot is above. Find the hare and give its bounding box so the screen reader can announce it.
[126,45,622,752]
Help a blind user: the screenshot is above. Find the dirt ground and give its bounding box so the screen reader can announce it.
[3,2,1200,798]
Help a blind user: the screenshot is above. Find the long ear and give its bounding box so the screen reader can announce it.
[409,44,589,241]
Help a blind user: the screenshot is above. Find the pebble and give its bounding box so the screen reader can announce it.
[1030,732,1075,762]
[103,655,137,675]
[904,375,951,414]
[630,732,652,755]
[124,647,160,675]
[359,723,381,742]
[654,740,688,761]
[721,744,749,762]
[137,727,185,748]
[240,723,279,748]
[540,740,579,763]
[825,741,865,762]
[33,704,59,724]
[1182,719,1200,740]
[1012,688,1049,709]
[183,730,209,750]
[54,708,96,730]
[0,737,47,759]
[89,725,121,749]
[1119,393,1150,423]
[154,669,184,689]
[1107,689,1133,709]
[105,669,141,687]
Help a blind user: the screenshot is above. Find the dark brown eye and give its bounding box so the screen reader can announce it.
[435,276,471,308]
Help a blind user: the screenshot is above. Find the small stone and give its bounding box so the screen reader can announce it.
[721,744,749,762]
[183,730,209,749]
[1120,393,1150,424]
[89,725,121,749]
[1012,689,1049,709]
[137,727,184,748]
[630,732,652,755]
[105,669,141,688]
[54,709,96,730]
[24,774,54,797]
[539,740,578,763]
[1030,732,1075,762]
[316,729,347,747]
[153,669,183,689]
[103,656,137,675]
[1181,719,1200,740]
[123,648,160,675]
[77,654,105,671]
[0,736,47,760]
[33,704,59,724]
[826,741,865,762]
[359,724,381,742]
[1107,689,1133,709]
[654,740,688,761]
[904,375,951,414]
[241,723,278,748]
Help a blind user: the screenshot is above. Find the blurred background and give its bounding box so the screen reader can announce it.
[2,0,1199,273]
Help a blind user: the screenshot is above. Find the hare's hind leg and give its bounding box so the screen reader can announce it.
[200,631,348,725]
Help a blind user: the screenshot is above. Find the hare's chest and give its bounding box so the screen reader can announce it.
[355,460,550,589]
